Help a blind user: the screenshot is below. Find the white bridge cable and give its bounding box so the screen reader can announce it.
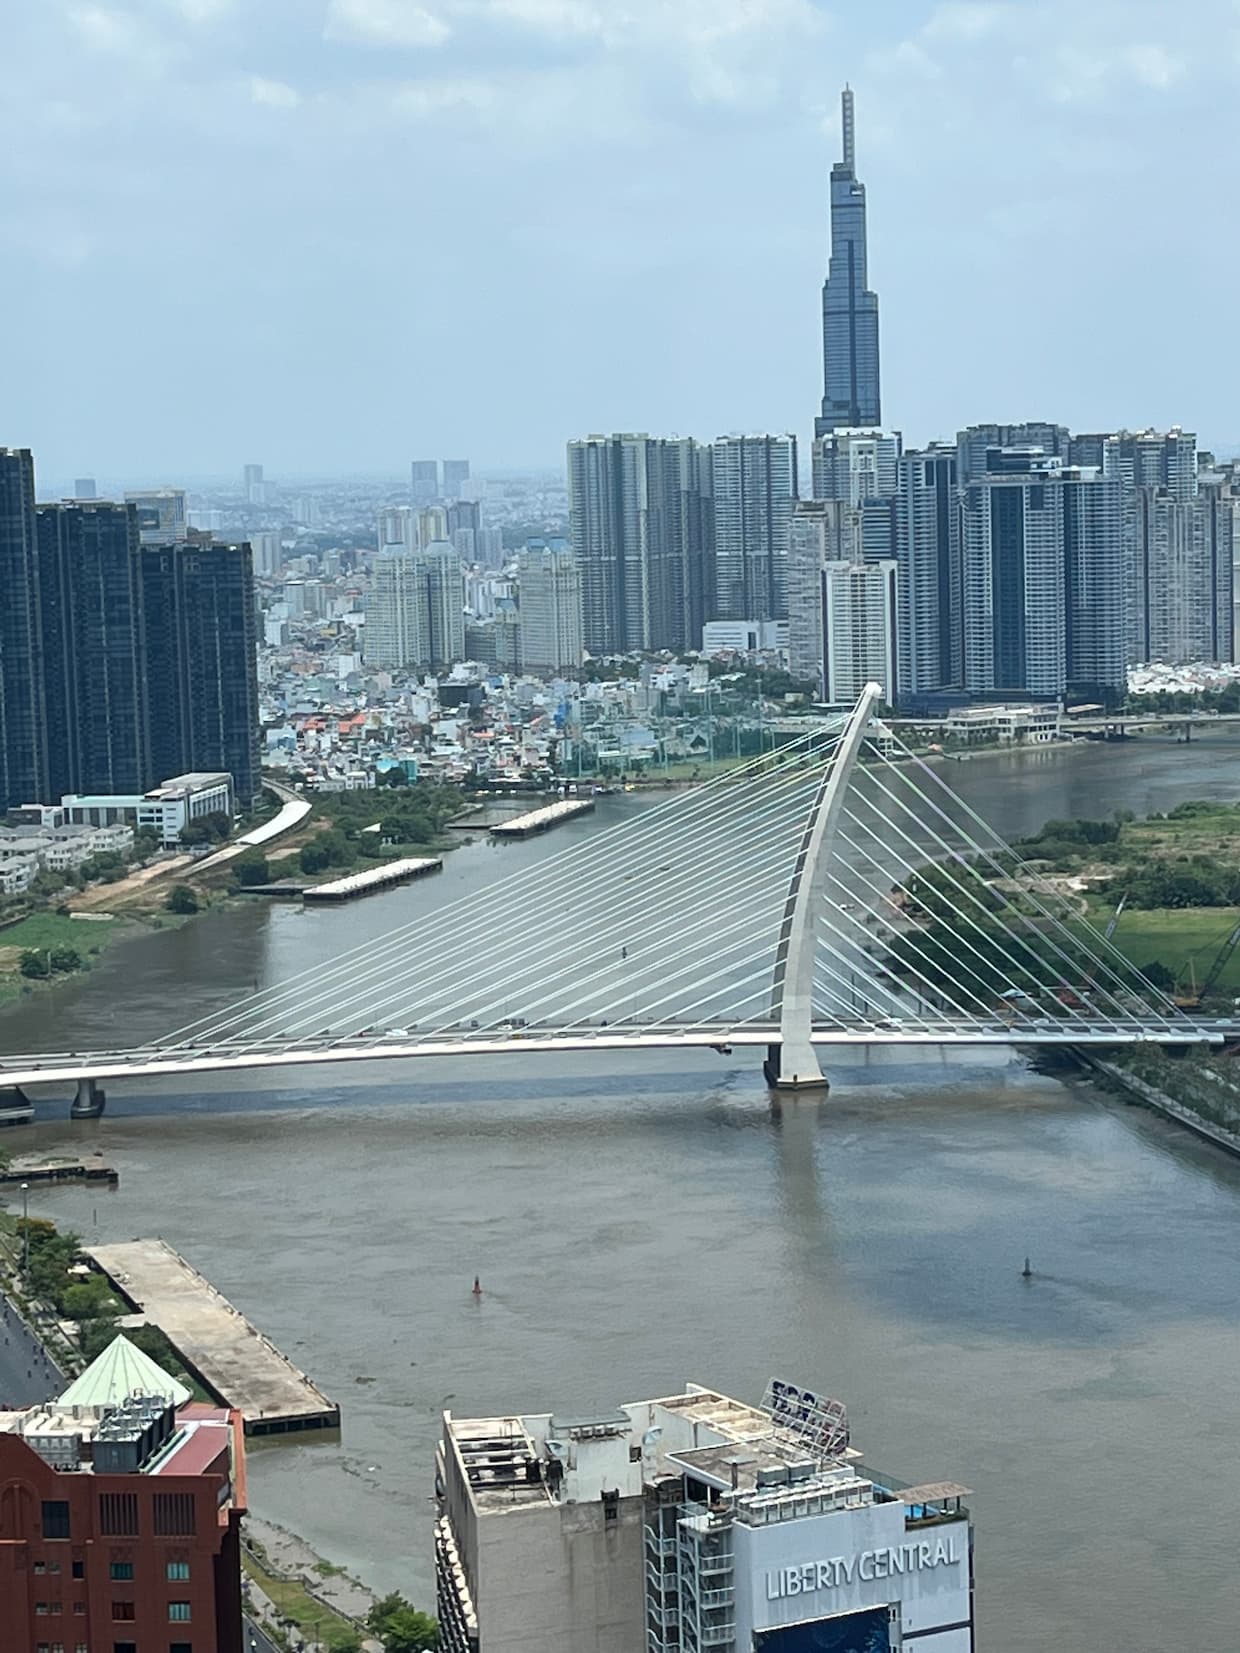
[867,733,1140,991]
[156,726,829,1042]
[831,792,1119,1025]
[163,724,848,1048]
[841,754,1133,1020]
[282,757,829,1039]
[825,825,1059,1023]
[818,849,1003,1023]
[311,849,792,1045]
[864,737,1179,1019]
[815,870,989,1023]
[874,733,1184,1017]
[247,752,837,1043]
[370,771,826,1033]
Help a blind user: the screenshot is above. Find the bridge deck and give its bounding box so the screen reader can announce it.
[4,1020,1240,1091]
[85,1239,340,1436]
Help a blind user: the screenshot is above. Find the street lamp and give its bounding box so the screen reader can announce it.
[20,1183,29,1284]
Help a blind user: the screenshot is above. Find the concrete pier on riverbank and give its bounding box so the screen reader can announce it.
[84,1239,339,1436]
[490,798,595,838]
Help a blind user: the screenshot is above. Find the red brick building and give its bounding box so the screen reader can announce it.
[0,1335,246,1653]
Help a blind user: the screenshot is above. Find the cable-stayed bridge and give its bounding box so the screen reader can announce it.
[7,684,1239,1117]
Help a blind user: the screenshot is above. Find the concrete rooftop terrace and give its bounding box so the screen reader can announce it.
[85,1239,340,1437]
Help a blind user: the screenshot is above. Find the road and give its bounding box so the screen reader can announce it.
[242,1616,282,1653]
[0,1289,63,1410]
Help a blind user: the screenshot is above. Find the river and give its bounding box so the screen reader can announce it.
[4,730,1240,1650]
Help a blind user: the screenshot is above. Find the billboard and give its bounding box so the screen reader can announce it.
[754,1605,890,1651]
[762,1378,849,1457]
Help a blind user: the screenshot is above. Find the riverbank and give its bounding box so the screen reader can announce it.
[0,910,146,1005]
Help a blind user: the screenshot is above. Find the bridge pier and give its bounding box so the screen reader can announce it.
[70,1078,106,1120]
[764,1042,830,1093]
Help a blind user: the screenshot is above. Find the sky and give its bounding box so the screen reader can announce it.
[3,0,1237,482]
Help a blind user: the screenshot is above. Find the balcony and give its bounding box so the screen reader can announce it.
[699,1623,736,1648]
[646,1526,677,1557]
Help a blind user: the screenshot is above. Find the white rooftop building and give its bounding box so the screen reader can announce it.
[436,1378,973,1653]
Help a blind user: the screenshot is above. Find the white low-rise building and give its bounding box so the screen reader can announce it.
[943,703,1060,745]
[60,772,234,847]
[437,1378,973,1653]
[0,822,134,876]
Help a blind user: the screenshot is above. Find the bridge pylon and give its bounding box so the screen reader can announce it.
[767,681,884,1089]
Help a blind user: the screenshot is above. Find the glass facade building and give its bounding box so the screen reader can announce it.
[140,539,261,808]
[0,448,47,812]
[816,88,881,439]
[37,502,149,798]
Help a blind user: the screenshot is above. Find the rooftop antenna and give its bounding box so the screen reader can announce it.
[841,84,856,173]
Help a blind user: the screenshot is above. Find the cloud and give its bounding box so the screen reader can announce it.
[1121,42,1184,89]
[66,4,179,69]
[921,2,1010,43]
[168,0,237,19]
[389,76,495,115]
[249,75,301,109]
[325,0,451,46]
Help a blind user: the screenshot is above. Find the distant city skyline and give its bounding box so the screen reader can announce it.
[3,2,1235,474]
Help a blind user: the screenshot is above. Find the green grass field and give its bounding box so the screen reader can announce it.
[1081,901,1240,995]
[0,912,117,955]
[0,912,129,1005]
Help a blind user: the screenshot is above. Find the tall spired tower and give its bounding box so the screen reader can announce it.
[815,86,882,439]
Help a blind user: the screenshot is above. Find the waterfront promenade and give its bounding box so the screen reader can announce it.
[86,1238,339,1435]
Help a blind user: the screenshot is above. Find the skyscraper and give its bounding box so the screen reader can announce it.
[1063,468,1126,698]
[411,459,440,507]
[139,537,261,807]
[957,423,1069,485]
[566,434,714,655]
[422,541,467,670]
[811,426,900,505]
[896,446,962,706]
[365,545,465,672]
[377,505,418,555]
[1133,489,1232,665]
[73,476,97,500]
[816,87,881,438]
[0,448,47,811]
[517,541,584,676]
[442,459,470,497]
[124,487,188,544]
[243,462,265,503]
[961,449,1067,699]
[710,434,798,623]
[822,558,898,703]
[365,551,426,670]
[37,501,149,798]
[787,500,862,683]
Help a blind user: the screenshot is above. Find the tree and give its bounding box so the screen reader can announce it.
[365,1593,439,1652]
[61,1275,120,1321]
[383,768,409,787]
[233,853,270,887]
[165,884,200,915]
[49,946,82,974]
[19,951,50,979]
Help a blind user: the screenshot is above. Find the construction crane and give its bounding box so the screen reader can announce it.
[1175,920,1240,1009]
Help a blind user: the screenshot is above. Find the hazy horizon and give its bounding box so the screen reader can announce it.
[6,1,1236,477]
